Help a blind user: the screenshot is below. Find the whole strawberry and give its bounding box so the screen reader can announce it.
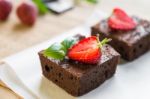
[0,0,12,21]
[16,2,38,26]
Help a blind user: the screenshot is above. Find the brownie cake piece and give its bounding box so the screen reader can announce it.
[92,16,150,61]
[38,35,120,96]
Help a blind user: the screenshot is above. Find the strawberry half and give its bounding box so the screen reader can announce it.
[68,36,101,64]
[108,8,136,30]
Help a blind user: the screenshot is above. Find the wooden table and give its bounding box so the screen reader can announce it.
[1,0,150,98]
[0,0,94,60]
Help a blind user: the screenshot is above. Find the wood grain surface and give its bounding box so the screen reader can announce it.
[0,0,94,60]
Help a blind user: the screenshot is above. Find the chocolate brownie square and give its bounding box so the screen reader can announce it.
[92,17,150,61]
[38,35,120,96]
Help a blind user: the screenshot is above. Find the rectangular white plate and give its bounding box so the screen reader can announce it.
[0,10,150,99]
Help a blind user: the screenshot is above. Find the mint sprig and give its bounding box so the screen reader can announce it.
[61,38,77,53]
[43,37,77,60]
[43,43,66,60]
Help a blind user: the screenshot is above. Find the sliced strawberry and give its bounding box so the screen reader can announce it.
[108,8,136,30]
[68,36,101,64]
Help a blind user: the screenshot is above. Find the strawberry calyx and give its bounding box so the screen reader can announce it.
[97,36,112,48]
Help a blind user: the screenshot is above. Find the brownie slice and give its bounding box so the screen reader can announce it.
[91,16,150,61]
[38,37,120,96]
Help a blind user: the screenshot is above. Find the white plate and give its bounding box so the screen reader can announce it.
[0,10,150,99]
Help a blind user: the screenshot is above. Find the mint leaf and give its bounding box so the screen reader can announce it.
[43,37,78,60]
[43,43,66,60]
[61,38,77,53]
[32,0,49,14]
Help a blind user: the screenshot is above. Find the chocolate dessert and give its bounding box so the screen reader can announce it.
[38,35,120,96]
[91,8,150,61]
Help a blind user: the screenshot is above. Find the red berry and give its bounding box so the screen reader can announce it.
[0,0,12,21]
[108,8,136,30]
[16,2,38,26]
[68,36,101,64]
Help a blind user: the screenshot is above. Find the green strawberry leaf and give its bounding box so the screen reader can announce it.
[101,38,112,46]
[97,37,112,48]
[43,43,66,60]
[32,0,49,14]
